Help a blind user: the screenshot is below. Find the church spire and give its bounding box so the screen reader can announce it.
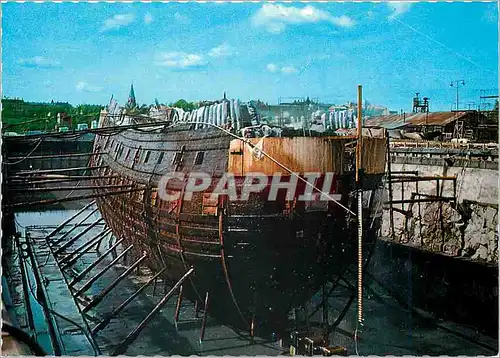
[127,83,136,108]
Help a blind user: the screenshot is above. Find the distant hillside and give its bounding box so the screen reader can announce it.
[1,98,103,133]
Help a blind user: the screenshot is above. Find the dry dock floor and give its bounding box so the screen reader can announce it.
[7,209,498,356]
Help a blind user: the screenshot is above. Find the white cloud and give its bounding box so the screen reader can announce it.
[155,52,205,68]
[266,63,278,73]
[208,43,233,58]
[266,63,298,75]
[144,13,153,25]
[174,12,190,24]
[76,81,103,93]
[18,56,61,68]
[101,14,135,32]
[387,2,413,20]
[252,4,355,34]
[281,65,298,74]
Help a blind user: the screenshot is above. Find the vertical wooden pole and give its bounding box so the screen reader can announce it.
[386,131,395,240]
[356,85,363,184]
[356,85,363,326]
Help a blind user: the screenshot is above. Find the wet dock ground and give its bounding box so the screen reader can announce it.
[5,209,498,356]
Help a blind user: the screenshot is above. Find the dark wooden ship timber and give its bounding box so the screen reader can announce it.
[89,98,387,336]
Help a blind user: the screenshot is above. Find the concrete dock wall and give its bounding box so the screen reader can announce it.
[382,159,498,263]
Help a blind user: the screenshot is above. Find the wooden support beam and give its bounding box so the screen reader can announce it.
[91,268,166,334]
[54,218,104,255]
[82,254,148,313]
[73,245,134,297]
[51,208,100,247]
[111,268,195,356]
[68,238,126,287]
[45,201,96,240]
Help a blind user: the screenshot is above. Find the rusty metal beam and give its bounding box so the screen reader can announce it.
[68,238,125,287]
[73,245,134,297]
[385,197,456,205]
[92,268,166,335]
[111,268,195,356]
[82,254,148,313]
[390,176,456,183]
[389,170,419,175]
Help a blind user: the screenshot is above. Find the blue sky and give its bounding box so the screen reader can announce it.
[2,1,498,111]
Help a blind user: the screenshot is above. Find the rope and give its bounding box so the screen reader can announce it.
[3,138,43,165]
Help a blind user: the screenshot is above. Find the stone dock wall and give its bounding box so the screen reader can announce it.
[382,156,498,264]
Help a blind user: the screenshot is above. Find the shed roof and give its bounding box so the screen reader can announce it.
[364,111,468,130]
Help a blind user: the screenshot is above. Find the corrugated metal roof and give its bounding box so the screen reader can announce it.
[364,111,468,129]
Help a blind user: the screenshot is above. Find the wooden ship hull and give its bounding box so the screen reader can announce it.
[90,106,387,336]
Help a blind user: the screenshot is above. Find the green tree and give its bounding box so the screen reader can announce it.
[172,99,197,111]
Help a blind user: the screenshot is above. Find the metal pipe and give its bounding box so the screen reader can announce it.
[45,201,96,240]
[73,245,133,297]
[111,268,195,356]
[82,254,147,313]
[199,291,210,342]
[92,268,166,334]
[51,208,100,247]
[68,238,125,287]
[59,228,111,267]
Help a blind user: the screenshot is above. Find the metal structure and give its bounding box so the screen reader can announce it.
[450,80,465,111]
[412,93,430,113]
